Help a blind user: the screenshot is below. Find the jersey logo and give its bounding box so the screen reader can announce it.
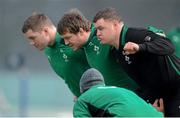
[144,36,151,42]
[89,42,100,55]
[63,53,69,62]
[59,49,69,62]
[122,51,132,64]
[125,55,132,64]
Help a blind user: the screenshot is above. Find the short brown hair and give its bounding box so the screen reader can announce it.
[57,8,91,35]
[93,7,122,23]
[22,13,54,33]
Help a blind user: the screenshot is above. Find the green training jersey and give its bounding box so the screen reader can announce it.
[44,33,90,97]
[73,85,163,117]
[82,25,138,91]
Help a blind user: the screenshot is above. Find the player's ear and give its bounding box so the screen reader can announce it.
[113,20,120,30]
[113,20,118,27]
[42,26,50,36]
[43,26,49,33]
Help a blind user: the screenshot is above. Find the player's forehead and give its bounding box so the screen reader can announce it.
[95,18,111,27]
[25,29,39,39]
[61,31,75,38]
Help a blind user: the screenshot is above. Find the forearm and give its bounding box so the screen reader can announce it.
[138,36,174,55]
[127,28,175,55]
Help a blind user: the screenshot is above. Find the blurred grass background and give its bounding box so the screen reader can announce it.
[0,70,73,117]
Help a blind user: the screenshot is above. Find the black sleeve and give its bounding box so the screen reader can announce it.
[126,28,175,55]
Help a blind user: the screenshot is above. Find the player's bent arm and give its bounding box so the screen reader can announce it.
[128,28,174,55]
[138,31,174,55]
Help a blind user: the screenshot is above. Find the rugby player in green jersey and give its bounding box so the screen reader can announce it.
[73,68,163,117]
[57,8,138,92]
[22,13,90,98]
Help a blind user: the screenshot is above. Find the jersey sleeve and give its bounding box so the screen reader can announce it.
[73,99,91,117]
[127,28,175,55]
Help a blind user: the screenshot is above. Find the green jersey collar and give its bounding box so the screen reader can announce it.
[120,25,128,47]
[82,23,96,48]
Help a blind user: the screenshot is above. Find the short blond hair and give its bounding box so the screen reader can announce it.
[22,13,54,33]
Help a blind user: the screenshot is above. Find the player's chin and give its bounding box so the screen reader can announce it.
[73,48,78,51]
[39,47,45,51]
[72,46,81,51]
[98,38,106,44]
[70,45,76,50]
[100,40,106,45]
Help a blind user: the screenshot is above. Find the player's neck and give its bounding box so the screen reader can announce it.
[49,27,57,46]
[84,31,91,43]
